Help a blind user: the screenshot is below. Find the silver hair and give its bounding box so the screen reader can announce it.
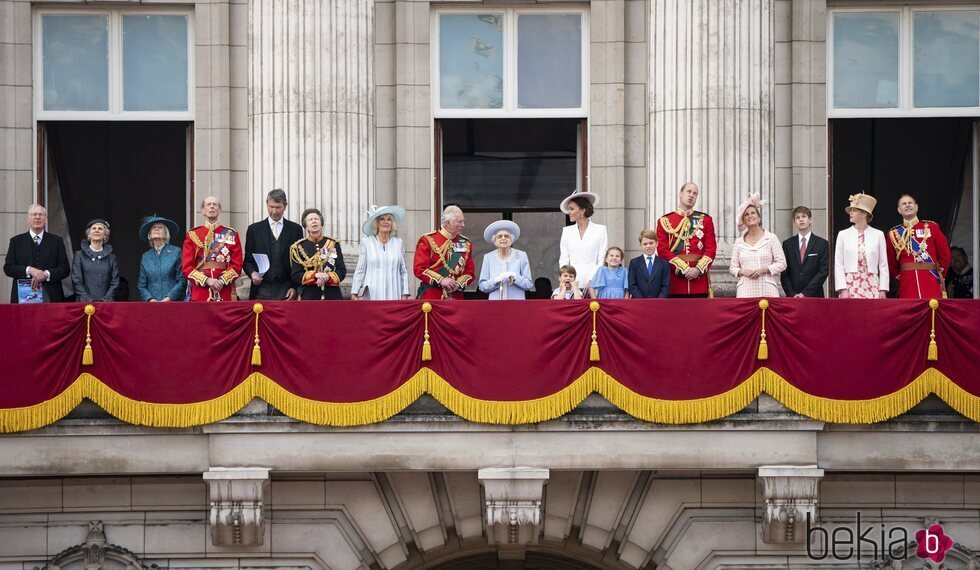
[149,222,171,243]
[441,205,463,224]
[27,204,47,216]
[85,223,111,243]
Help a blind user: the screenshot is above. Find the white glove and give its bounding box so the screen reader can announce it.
[503,272,516,283]
[493,274,504,285]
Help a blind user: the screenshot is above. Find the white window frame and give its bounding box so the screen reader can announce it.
[828,5,980,118]
[431,7,589,118]
[34,8,195,121]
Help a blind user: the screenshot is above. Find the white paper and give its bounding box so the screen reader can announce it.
[253,253,270,275]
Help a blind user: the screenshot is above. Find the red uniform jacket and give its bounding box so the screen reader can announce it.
[657,210,717,296]
[886,218,950,299]
[182,223,243,301]
[413,229,475,300]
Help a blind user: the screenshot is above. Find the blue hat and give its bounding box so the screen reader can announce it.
[139,215,179,244]
[362,205,406,236]
[484,220,521,245]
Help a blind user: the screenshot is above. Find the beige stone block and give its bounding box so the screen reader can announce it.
[228,45,246,88]
[210,46,231,87]
[324,481,402,561]
[230,87,246,130]
[790,83,812,127]
[0,479,62,512]
[132,477,206,509]
[272,480,326,508]
[895,475,964,506]
[195,128,212,170]
[13,44,29,87]
[0,44,12,87]
[46,522,88,556]
[210,86,231,129]
[101,522,145,555]
[0,4,13,44]
[665,520,757,570]
[0,87,11,129]
[229,2,247,47]
[376,2,395,45]
[376,44,395,87]
[209,2,230,46]
[774,0,791,43]
[791,40,811,83]
[62,478,131,511]
[394,1,413,45]
[144,519,207,555]
[14,86,31,130]
[774,41,791,86]
[394,44,416,88]
[791,125,813,169]
[811,83,827,125]
[625,0,646,44]
[775,126,792,169]
[791,0,811,42]
[702,478,755,505]
[809,0,826,42]
[375,167,396,206]
[377,126,396,170]
[412,2,429,45]
[581,471,638,550]
[821,475,896,507]
[624,84,646,127]
[195,4,212,48]
[623,479,700,554]
[625,126,645,168]
[12,128,30,173]
[271,521,363,570]
[624,42,646,85]
[590,42,608,86]
[195,40,213,88]
[625,166,646,207]
[590,86,607,126]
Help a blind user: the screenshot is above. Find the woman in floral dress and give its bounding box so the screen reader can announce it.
[834,193,889,299]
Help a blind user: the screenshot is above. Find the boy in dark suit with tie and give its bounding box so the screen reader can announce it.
[4,204,70,303]
[780,206,829,297]
[243,189,304,300]
[628,230,670,298]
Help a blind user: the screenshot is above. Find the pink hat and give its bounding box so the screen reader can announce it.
[735,193,765,233]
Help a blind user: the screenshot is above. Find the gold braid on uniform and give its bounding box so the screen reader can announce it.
[659,215,692,272]
[290,237,339,284]
[889,226,912,260]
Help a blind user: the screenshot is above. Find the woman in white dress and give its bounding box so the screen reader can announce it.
[558,189,607,291]
[350,205,411,300]
[478,220,533,300]
[729,193,786,298]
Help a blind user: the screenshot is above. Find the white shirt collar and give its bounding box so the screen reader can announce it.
[645,253,657,260]
[29,230,44,241]
[268,217,282,228]
[798,231,812,244]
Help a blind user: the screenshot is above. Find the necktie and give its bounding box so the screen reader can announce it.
[273,221,280,240]
[647,256,653,277]
[800,236,807,263]
[33,234,40,245]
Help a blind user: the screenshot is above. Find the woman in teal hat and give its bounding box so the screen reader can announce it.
[137,215,186,301]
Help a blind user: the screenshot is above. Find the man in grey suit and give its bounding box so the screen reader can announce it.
[243,189,304,300]
[780,206,829,297]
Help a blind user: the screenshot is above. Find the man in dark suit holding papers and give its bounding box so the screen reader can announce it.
[4,204,71,303]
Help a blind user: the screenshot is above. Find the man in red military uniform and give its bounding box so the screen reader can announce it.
[657,182,717,297]
[413,205,474,300]
[886,194,950,299]
[182,195,243,301]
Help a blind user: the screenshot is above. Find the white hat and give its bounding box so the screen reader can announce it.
[362,204,406,236]
[559,188,600,214]
[484,220,521,245]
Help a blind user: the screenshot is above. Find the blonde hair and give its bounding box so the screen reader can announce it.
[638,229,657,242]
[603,247,625,266]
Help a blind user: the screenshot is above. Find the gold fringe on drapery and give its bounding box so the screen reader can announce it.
[2,367,980,432]
[927,298,939,361]
[81,304,96,365]
[421,302,433,361]
[251,303,264,366]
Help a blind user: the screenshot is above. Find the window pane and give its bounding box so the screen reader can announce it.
[42,15,109,111]
[914,11,980,108]
[439,14,504,109]
[123,15,190,111]
[518,14,582,109]
[833,12,900,108]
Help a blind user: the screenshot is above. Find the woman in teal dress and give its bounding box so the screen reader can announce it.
[137,215,186,302]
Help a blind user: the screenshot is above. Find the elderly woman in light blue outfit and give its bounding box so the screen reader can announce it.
[478,220,533,300]
[137,215,186,302]
[351,205,411,300]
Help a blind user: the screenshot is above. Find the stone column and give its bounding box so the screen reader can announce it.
[649,0,775,258]
[248,0,374,245]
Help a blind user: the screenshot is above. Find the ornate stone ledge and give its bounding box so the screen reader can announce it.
[479,467,550,546]
[203,467,270,547]
[758,465,824,544]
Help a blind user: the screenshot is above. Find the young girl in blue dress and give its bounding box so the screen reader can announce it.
[589,247,630,299]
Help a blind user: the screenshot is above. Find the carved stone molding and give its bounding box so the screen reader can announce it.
[203,467,271,547]
[478,467,549,545]
[37,520,145,570]
[758,465,824,544]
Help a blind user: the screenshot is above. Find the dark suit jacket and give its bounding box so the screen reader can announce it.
[243,217,304,300]
[4,231,71,303]
[780,233,829,297]
[628,254,670,298]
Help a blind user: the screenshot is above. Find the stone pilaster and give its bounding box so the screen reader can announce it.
[649,0,775,258]
[247,0,374,245]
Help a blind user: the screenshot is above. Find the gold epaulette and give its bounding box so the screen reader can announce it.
[187,230,205,249]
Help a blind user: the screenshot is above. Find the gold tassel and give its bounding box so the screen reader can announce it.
[421,302,432,361]
[757,299,769,360]
[82,304,96,366]
[589,301,600,362]
[927,298,939,361]
[251,303,264,366]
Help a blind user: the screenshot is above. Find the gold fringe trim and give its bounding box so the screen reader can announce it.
[2,368,980,432]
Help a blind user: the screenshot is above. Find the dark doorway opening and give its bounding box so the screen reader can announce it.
[830,117,976,294]
[436,118,585,297]
[830,118,972,240]
[42,121,190,300]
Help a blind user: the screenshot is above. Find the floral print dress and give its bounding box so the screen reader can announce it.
[845,233,879,299]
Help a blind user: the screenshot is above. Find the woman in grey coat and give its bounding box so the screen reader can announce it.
[72,219,119,303]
